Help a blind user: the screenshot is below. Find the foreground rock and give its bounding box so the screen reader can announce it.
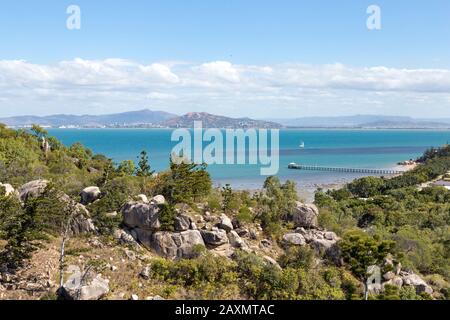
[135,229,205,259]
[80,186,101,205]
[58,193,96,234]
[228,230,249,249]
[218,214,233,232]
[401,272,433,295]
[282,233,306,246]
[70,204,97,234]
[60,268,109,300]
[0,183,16,197]
[201,228,229,247]
[122,201,162,230]
[151,195,166,205]
[294,227,341,263]
[18,179,48,203]
[290,201,319,228]
[174,215,192,231]
[113,228,140,248]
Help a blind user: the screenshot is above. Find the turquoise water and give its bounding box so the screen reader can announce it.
[48,129,450,190]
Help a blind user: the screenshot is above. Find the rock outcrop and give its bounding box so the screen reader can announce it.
[401,272,433,295]
[151,195,166,205]
[70,204,97,235]
[58,192,96,235]
[135,230,205,259]
[218,214,233,232]
[290,201,319,228]
[60,267,109,300]
[80,186,101,205]
[282,233,306,246]
[18,179,49,203]
[201,228,229,247]
[0,183,16,197]
[227,230,248,249]
[136,194,149,203]
[174,215,192,232]
[113,228,140,248]
[122,201,162,231]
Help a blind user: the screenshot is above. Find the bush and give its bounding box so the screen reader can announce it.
[278,246,315,270]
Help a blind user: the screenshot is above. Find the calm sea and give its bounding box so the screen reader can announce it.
[48,129,450,190]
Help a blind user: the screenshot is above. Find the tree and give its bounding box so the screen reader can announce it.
[31,124,48,140]
[117,160,136,176]
[348,176,385,198]
[255,176,298,234]
[340,231,395,299]
[221,184,238,214]
[163,155,211,205]
[68,142,92,169]
[136,150,154,177]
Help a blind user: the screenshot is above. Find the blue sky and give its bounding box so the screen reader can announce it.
[0,1,450,118]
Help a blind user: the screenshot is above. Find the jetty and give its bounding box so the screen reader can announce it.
[288,163,403,175]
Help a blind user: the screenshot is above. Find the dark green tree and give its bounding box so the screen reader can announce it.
[340,231,395,299]
[136,150,154,177]
[163,155,211,205]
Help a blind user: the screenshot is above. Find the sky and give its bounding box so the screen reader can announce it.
[0,0,450,118]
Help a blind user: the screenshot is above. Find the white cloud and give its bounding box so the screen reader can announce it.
[0,58,450,118]
[197,61,240,83]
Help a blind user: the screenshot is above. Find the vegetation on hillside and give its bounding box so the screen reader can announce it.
[0,124,449,300]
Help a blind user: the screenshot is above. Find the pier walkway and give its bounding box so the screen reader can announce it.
[288,163,403,175]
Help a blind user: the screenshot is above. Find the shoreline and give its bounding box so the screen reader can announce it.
[220,161,418,204]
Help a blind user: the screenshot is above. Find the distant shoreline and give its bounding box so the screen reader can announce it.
[21,126,450,131]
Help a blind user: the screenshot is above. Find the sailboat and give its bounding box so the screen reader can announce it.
[299,141,305,148]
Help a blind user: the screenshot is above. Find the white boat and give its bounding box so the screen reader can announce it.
[299,141,305,148]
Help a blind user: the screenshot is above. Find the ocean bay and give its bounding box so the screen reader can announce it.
[47,128,450,191]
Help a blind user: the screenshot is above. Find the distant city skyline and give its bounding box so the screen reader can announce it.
[1,1,450,118]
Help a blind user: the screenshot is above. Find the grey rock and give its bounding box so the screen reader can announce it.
[80,186,101,205]
[57,193,96,235]
[291,201,319,228]
[144,230,205,259]
[139,266,150,280]
[228,230,248,249]
[105,211,118,218]
[200,228,229,246]
[113,228,140,247]
[122,202,161,230]
[383,271,395,281]
[236,228,250,238]
[310,238,336,253]
[60,271,109,300]
[401,273,433,295]
[18,179,48,203]
[218,214,233,232]
[136,194,149,203]
[324,232,338,241]
[383,276,403,289]
[151,195,166,205]
[263,256,282,270]
[0,183,16,197]
[282,233,306,246]
[174,215,192,231]
[367,283,382,296]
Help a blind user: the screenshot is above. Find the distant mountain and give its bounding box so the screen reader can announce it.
[163,112,282,129]
[0,109,281,129]
[269,115,450,128]
[0,109,177,128]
